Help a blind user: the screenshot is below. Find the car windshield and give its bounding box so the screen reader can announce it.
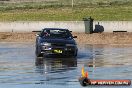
[42,29,72,39]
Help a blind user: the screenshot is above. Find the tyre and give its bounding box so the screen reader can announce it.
[73,50,77,57]
[36,46,43,57]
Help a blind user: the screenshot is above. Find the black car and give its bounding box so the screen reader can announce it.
[35,28,78,57]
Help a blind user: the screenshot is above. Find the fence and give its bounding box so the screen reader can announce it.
[0,21,132,32]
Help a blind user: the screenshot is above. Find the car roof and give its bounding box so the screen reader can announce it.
[42,28,68,31]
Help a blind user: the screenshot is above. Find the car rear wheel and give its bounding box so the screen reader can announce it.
[36,47,43,57]
[73,50,77,57]
[36,53,43,57]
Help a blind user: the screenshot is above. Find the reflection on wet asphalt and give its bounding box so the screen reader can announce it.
[0,42,132,88]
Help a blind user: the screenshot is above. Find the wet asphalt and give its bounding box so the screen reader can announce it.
[0,42,132,88]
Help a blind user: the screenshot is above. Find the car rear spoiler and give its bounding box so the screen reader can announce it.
[32,31,41,32]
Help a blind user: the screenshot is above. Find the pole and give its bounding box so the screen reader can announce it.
[72,0,74,8]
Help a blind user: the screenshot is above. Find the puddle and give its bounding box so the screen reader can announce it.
[0,42,132,88]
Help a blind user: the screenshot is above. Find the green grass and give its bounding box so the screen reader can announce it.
[0,0,132,21]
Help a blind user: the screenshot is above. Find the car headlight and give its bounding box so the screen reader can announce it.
[40,42,51,46]
[66,44,76,46]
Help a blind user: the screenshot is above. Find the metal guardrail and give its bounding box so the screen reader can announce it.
[113,31,127,32]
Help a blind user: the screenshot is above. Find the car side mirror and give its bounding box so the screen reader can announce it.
[70,31,72,32]
[73,36,77,38]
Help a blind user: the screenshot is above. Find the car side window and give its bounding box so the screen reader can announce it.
[39,30,44,37]
[66,30,73,38]
[42,30,51,37]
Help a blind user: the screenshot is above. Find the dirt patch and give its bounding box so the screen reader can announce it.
[0,34,12,40]
[73,32,132,44]
[0,32,36,42]
[0,32,132,44]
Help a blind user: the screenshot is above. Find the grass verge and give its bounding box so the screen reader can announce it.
[0,0,132,21]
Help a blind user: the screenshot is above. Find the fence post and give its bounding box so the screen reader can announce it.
[72,0,74,8]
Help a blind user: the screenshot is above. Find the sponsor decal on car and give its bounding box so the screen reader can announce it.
[54,49,63,53]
